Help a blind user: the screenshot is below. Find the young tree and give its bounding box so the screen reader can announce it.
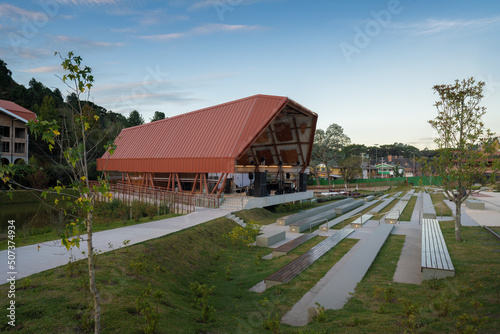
[339,156,362,190]
[0,52,114,332]
[311,123,351,187]
[428,77,495,241]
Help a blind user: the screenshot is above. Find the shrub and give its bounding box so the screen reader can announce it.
[146,204,157,220]
[226,220,262,246]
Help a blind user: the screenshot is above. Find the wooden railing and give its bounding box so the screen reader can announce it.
[91,181,221,214]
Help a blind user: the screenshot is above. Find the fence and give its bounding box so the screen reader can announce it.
[308,176,443,188]
[92,181,221,214]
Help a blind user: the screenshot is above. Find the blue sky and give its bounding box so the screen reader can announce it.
[1,0,499,150]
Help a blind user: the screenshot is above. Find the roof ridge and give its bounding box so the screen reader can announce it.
[122,94,286,132]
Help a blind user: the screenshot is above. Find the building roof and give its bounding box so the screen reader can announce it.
[97,94,317,174]
[0,100,37,122]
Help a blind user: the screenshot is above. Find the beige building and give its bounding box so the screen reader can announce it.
[0,100,37,165]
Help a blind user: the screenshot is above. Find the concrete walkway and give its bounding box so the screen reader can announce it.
[1,207,233,282]
[282,223,394,326]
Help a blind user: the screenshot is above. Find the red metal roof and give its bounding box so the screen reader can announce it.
[0,99,37,122]
[97,94,317,174]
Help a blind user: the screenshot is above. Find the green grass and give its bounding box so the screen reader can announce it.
[431,192,453,216]
[399,195,418,221]
[0,218,357,333]
[1,215,499,333]
[0,213,181,251]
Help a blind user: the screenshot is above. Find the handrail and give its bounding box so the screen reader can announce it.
[418,203,443,225]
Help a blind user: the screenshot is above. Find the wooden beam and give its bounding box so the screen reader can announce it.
[292,117,306,169]
[203,173,208,195]
[211,174,224,194]
[167,173,172,190]
[175,173,182,191]
[218,173,228,196]
[191,173,199,193]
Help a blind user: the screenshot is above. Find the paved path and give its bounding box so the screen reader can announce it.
[1,208,233,282]
[282,223,394,326]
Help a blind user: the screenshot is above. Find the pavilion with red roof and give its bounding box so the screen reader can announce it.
[97,94,318,197]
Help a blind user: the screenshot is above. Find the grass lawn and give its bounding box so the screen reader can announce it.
[0,210,498,332]
[399,195,418,221]
[430,192,453,216]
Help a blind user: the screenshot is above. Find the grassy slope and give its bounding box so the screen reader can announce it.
[0,217,358,333]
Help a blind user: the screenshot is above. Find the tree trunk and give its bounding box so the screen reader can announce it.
[454,200,462,242]
[314,169,320,186]
[325,161,332,188]
[87,211,101,333]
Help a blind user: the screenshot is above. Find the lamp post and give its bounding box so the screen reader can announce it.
[374,144,378,178]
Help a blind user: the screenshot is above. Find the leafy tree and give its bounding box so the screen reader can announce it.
[311,124,351,187]
[0,52,115,332]
[339,156,362,189]
[427,77,496,241]
[150,111,166,122]
[342,144,367,158]
[127,110,145,127]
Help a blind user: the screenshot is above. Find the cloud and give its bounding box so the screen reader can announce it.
[395,16,500,36]
[106,7,188,26]
[53,35,125,48]
[140,23,264,41]
[56,0,122,6]
[19,65,62,73]
[0,4,52,24]
[188,0,267,11]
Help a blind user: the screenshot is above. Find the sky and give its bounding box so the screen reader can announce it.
[1,0,499,150]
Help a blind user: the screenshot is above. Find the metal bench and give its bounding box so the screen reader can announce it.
[384,200,408,224]
[256,230,286,247]
[272,233,317,257]
[350,214,373,228]
[401,193,413,201]
[422,193,437,218]
[364,195,375,202]
[334,200,364,215]
[276,198,353,226]
[421,218,455,280]
[264,228,354,288]
[289,209,337,233]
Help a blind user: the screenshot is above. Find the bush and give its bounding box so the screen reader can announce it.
[146,204,157,220]
[226,220,262,246]
[131,200,147,222]
[94,199,130,221]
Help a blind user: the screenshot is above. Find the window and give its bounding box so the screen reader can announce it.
[15,127,25,139]
[0,126,10,137]
[1,142,9,153]
[14,143,25,154]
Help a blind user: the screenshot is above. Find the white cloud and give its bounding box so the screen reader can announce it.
[140,23,264,41]
[19,65,62,73]
[56,0,121,6]
[395,16,500,35]
[53,35,125,48]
